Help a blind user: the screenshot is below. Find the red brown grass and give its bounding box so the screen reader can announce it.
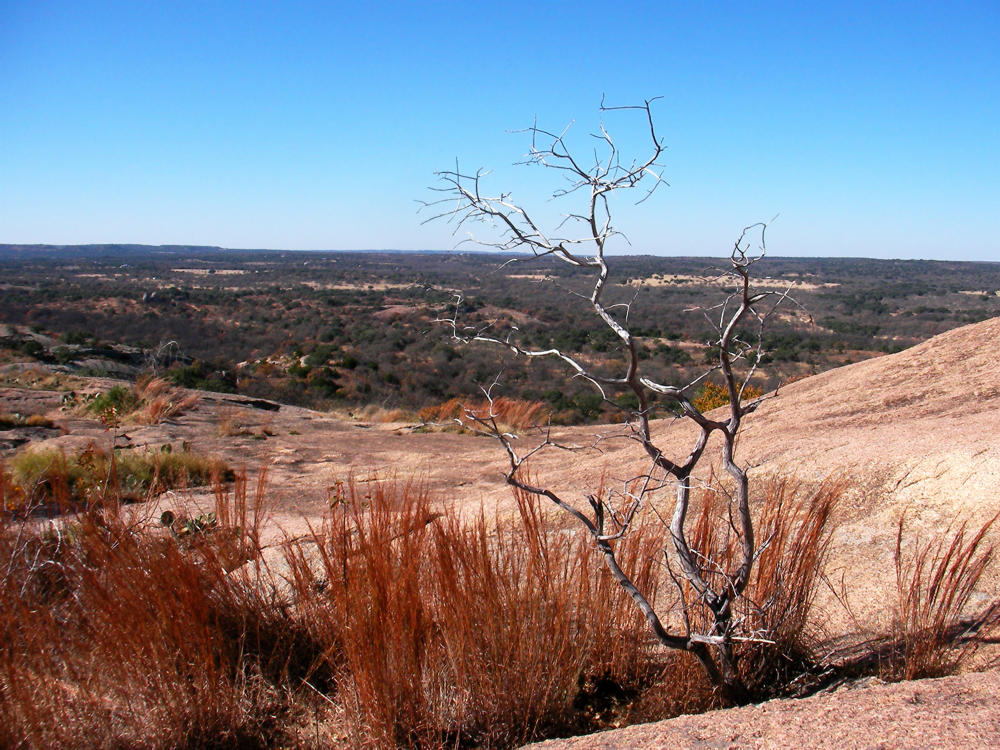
[281,479,663,747]
[886,511,1000,680]
[680,476,843,698]
[0,469,292,749]
[133,375,201,424]
[418,397,549,432]
[5,462,980,748]
[0,471,672,748]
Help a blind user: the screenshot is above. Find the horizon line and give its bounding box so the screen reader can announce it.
[0,242,996,265]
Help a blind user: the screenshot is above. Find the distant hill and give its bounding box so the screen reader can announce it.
[0,244,460,260]
[0,244,230,260]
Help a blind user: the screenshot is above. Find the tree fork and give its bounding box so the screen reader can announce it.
[425,98,785,700]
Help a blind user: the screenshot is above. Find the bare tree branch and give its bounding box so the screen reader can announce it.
[424,99,786,702]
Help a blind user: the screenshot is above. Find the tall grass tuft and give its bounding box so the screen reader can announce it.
[0,469,297,749]
[282,479,661,747]
[885,511,1000,680]
[133,375,202,424]
[681,476,843,698]
[3,445,230,515]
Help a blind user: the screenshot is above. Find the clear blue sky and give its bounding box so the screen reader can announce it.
[1,1,997,260]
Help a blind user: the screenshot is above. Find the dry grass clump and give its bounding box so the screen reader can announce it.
[347,403,418,423]
[883,511,1000,680]
[732,478,841,694]
[0,471,298,749]
[216,405,275,437]
[283,480,660,747]
[217,405,249,436]
[133,375,201,424]
[377,407,414,422]
[0,412,56,429]
[80,376,200,425]
[418,397,549,432]
[2,445,230,515]
[675,477,843,699]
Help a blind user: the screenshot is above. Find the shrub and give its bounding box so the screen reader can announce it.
[165,360,237,393]
[84,384,139,421]
[20,339,44,359]
[691,381,764,413]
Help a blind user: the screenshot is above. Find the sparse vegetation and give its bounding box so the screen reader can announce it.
[418,396,549,432]
[0,411,55,429]
[2,247,999,419]
[884,512,1000,681]
[2,445,230,514]
[2,453,997,748]
[79,376,200,425]
[0,365,84,392]
[1,223,998,743]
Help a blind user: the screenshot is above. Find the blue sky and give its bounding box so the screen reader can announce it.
[0,1,997,260]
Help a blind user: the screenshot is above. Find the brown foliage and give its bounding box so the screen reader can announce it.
[418,396,549,432]
[681,477,842,697]
[885,511,1000,680]
[0,470,291,749]
[282,480,662,747]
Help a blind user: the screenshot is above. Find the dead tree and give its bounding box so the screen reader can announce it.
[423,99,787,701]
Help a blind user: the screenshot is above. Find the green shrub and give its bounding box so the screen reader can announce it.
[84,385,139,419]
